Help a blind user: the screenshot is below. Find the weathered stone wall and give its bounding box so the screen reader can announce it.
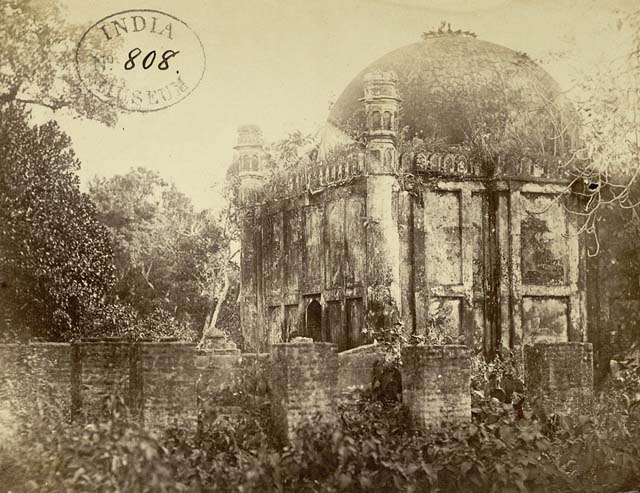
[270,340,339,442]
[76,341,134,417]
[588,203,640,378]
[0,339,597,440]
[196,349,243,394]
[524,342,593,416]
[0,343,74,442]
[401,345,471,428]
[337,343,385,399]
[0,343,273,432]
[140,343,198,430]
[0,344,24,443]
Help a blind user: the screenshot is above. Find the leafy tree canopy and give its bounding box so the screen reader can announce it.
[88,168,234,340]
[0,104,115,340]
[0,0,117,125]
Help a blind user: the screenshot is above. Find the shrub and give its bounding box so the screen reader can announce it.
[4,354,640,492]
[6,393,186,492]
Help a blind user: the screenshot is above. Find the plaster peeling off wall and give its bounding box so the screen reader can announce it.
[325,200,345,290]
[303,206,323,293]
[283,210,300,297]
[424,191,462,286]
[521,194,568,287]
[422,190,464,336]
[522,297,568,344]
[520,193,570,345]
[264,213,282,301]
[345,196,366,290]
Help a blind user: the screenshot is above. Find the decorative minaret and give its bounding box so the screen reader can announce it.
[362,71,407,334]
[361,71,401,174]
[233,124,265,352]
[234,124,265,205]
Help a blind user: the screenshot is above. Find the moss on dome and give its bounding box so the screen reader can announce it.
[327,35,579,157]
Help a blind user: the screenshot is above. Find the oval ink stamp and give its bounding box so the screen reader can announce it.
[75,9,206,112]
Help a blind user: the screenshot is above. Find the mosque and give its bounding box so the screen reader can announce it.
[231,30,638,363]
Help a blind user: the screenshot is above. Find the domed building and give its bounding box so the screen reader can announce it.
[234,31,588,356]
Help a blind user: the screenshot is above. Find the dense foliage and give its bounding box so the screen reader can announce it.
[0,0,117,125]
[0,105,115,340]
[2,356,640,493]
[86,168,239,343]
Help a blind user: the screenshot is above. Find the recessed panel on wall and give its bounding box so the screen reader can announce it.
[346,298,363,349]
[267,305,282,345]
[283,210,300,296]
[240,218,256,296]
[345,196,366,289]
[427,297,462,338]
[303,206,323,293]
[325,199,345,290]
[470,193,486,294]
[521,297,568,345]
[240,302,260,352]
[326,300,344,349]
[283,304,299,342]
[424,191,462,286]
[263,213,282,299]
[472,304,486,351]
[521,194,568,286]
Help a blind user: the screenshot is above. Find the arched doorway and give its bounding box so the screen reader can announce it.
[305,299,322,342]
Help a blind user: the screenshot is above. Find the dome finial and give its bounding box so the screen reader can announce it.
[421,22,476,40]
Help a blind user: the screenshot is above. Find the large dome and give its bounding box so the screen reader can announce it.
[325,34,579,156]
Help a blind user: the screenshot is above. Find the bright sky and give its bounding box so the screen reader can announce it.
[51,0,636,210]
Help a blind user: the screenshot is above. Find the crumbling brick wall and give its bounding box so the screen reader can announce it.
[401,345,471,427]
[524,342,593,416]
[270,340,339,442]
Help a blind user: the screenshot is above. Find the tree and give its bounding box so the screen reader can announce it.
[88,168,234,340]
[0,0,117,125]
[542,10,640,254]
[199,178,240,345]
[0,104,115,340]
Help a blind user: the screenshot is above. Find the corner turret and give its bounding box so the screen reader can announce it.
[361,71,401,173]
[234,124,265,204]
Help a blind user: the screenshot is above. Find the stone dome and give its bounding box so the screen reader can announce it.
[325,34,579,156]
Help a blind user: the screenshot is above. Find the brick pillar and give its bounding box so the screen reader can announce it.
[401,345,471,428]
[524,342,593,416]
[270,338,338,443]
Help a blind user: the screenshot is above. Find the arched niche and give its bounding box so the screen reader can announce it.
[305,299,322,341]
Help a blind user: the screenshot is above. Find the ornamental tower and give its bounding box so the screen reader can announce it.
[361,71,401,173]
[234,124,265,204]
[362,71,403,329]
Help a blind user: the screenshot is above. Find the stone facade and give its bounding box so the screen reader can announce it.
[270,339,339,443]
[401,345,471,428]
[587,202,640,376]
[235,33,591,359]
[524,342,594,416]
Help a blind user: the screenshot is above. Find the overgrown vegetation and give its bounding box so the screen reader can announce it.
[0,104,115,341]
[2,354,640,493]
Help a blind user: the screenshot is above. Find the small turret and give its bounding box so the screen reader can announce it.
[234,124,265,204]
[361,71,401,173]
